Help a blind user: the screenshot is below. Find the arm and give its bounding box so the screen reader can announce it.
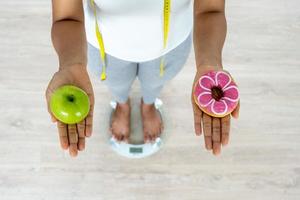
[192,0,240,156]
[193,0,226,70]
[51,0,87,69]
[46,0,94,157]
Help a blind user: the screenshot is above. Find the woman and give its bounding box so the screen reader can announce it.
[45,0,240,157]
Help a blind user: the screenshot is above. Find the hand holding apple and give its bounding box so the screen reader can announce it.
[45,64,94,157]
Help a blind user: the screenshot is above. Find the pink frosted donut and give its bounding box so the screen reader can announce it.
[194,71,239,118]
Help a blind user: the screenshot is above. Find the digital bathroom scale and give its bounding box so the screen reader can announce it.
[108,98,165,158]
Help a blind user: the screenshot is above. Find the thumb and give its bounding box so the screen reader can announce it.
[50,112,58,123]
[45,86,58,123]
[231,101,240,119]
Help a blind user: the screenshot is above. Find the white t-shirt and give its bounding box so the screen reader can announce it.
[83,0,193,62]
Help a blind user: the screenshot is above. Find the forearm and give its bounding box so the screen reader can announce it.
[51,20,87,70]
[193,11,227,71]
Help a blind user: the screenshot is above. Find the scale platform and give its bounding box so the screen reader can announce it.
[108,98,165,158]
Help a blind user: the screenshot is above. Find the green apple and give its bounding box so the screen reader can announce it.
[50,85,90,124]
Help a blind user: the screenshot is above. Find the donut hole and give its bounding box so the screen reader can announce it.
[211,86,224,101]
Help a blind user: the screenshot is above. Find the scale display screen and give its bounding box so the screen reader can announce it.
[129,147,143,153]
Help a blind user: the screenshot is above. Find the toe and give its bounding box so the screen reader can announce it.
[116,133,122,141]
[153,131,159,142]
[112,131,120,141]
[152,134,156,141]
[158,125,163,137]
[111,129,116,139]
[114,135,119,141]
[124,133,130,142]
[160,124,164,133]
[148,133,152,142]
[144,132,150,143]
[152,131,157,141]
[120,134,125,141]
[143,128,148,142]
[121,133,126,141]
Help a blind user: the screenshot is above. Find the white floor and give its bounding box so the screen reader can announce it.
[0,0,300,199]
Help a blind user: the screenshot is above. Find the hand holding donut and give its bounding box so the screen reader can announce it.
[191,68,240,155]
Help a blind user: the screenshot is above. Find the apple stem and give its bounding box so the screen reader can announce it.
[67,95,75,102]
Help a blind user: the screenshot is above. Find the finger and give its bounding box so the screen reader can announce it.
[77,119,85,137]
[204,136,212,150]
[192,101,203,136]
[203,114,212,136]
[203,113,212,150]
[68,124,78,157]
[69,143,78,157]
[45,87,58,123]
[50,114,57,123]
[77,120,86,151]
[231,101,240,119]
[221,115,231,146]
[57,121,68,149]
[212,118,221,137]
[84,90,94,137]
[213,142,221,156]
[68,124,78,144]
[85,105,94,137]
[212,117,221,156]
[78,137,85,151]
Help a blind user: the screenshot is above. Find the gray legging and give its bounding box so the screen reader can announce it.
[87,32,192,104]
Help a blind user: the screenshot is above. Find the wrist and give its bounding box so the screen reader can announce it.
[196,64,223,73]
[59,62,86,71]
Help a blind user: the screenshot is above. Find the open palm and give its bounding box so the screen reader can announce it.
[191,69,240,155]
[45,64,94,157]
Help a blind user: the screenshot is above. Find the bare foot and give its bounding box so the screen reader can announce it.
[140,99,164,143]
[110,99,131,142]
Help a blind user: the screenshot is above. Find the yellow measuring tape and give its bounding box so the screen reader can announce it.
[90,0,171,80]
[160,0,171,77]
[90,0,107,80]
